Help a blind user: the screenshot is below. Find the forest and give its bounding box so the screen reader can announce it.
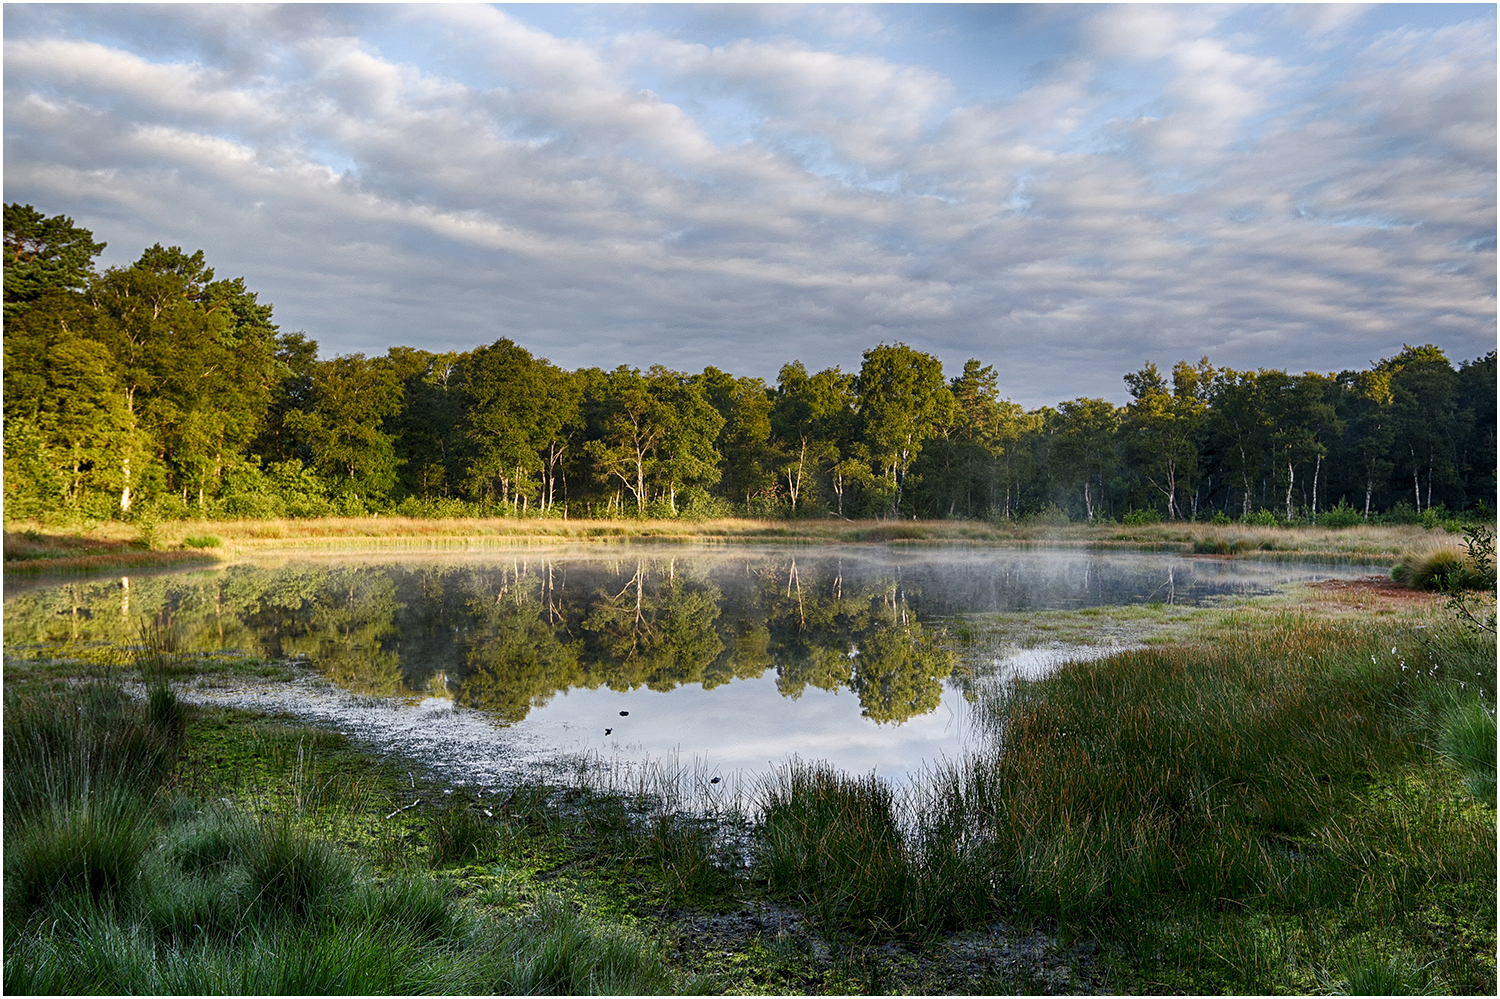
[6,204,1495,526]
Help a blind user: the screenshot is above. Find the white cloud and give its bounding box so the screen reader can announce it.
[2,4,1491,406]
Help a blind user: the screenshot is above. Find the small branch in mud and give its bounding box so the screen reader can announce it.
[386,798,421,819]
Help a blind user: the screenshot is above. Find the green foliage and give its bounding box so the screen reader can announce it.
[285,354,403,501]
[1442,519,1498,635]
[1242,508,1278,526]
[1320,498,1364,528]
[855,342,955,515]
[1380,501,1421,524]
[3,207,1493,524]
[182,534,221,549]
[3,204,106,309]
[1122,506,1162,525]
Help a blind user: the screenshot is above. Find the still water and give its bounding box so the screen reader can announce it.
[4,547,1381,782]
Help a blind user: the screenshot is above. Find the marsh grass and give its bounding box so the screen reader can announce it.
[2,680,705,996]
[427,794,501,866]
[1438,700,1497,805]
[4,516,1457,573]
[739,609,1495,990]
[1392,546,1466,589]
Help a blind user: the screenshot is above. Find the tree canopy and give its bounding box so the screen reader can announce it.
[5,205,1494,526]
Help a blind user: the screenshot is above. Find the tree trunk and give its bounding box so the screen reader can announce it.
[1311,454,1321,518]
[1285,461,1295,521]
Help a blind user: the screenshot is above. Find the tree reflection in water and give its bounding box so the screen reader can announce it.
[3,555,956,726]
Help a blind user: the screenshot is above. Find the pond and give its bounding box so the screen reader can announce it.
[4,546,1383,785]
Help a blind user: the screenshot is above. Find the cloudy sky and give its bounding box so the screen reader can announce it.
[5,3,1494,406]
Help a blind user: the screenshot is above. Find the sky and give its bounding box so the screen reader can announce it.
[4,3,1494,407]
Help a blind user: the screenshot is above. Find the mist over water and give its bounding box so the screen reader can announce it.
[5,547,1382,781]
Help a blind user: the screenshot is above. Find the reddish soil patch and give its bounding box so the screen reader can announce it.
[1308,574,1442,609]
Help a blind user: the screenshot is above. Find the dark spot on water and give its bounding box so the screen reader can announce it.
[619,710,629,716]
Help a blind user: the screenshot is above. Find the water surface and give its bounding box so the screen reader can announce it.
[4,546,1381,781]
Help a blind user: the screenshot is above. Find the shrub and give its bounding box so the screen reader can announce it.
[182,535,221,549]
[393,495,476,519]
[1319,499,1363,528]
[1026,503,1071,526]
[1241,508,1278,527]
[1209,510,1232,525]
[1122,507,1162,525]
[1380,501,1421,525]
[679,487,732,520]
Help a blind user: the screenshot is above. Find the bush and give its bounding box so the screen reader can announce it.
[1209,510,1232,525]
[1241,508,1278,527]
[182,534,221,549]
[1380,501,1421,525]
[1026,503,1071,526]
[1319,499,1363,528]
[393,495,476,519]
[679,487,732,521]
[1122,507,1163,526]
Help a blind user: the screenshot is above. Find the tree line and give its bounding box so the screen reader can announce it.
[5,205,1494,524]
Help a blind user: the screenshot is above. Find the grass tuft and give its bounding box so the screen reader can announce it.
[1392,547,1465,589]
[1438,700,1497,805]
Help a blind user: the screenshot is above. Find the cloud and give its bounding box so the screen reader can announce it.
[2,4,1492,407]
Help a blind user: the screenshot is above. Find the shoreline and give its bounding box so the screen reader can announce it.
[4,515,1452,577]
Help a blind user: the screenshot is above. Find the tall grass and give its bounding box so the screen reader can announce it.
[747,611,1494,990]
[1391,546,1466,589]
[2,682,707,996]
